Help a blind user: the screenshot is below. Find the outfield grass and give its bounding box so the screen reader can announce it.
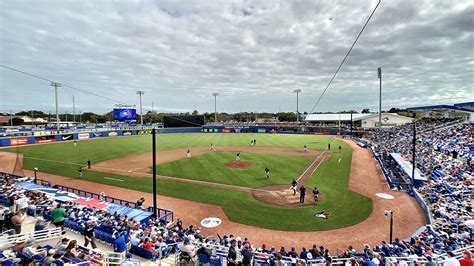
[157,152,312,187]
[2,133,373,231]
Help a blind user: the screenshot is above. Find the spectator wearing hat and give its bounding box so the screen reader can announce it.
[459,250,473,266]
[43,249,56,266]
[121,253,135,266]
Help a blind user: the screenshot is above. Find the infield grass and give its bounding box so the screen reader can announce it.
[2,133,373,231]
[157,152,312,187]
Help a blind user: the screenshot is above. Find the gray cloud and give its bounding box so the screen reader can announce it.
[0,0,472,114]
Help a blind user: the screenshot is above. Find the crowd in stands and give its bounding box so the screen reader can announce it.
[1,118,472,265]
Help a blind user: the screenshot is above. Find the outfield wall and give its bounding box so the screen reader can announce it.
[0,127,202,147]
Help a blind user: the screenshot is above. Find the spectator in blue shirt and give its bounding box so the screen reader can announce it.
[113,233,127,254]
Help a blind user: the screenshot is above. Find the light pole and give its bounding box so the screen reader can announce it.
[411,112,416,189]
[385,210,394,243]
[50,82,62,133]
[136,91,145,124]
[293,89,301,122]
[377,68,382,128]
[33,167,38,184]
[212,93,219,123]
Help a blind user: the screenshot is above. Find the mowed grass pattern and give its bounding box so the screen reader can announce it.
[157,152,311,187]
[2,133,373,231]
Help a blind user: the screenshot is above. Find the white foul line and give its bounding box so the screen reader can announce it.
[103,177,124,182]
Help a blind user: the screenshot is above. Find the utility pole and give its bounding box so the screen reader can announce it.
[350,111,353,138]
[72,96,76,123]
[152,101,154,112]
[136,90,145,124]
[212,93,219,123]
[9,110,13,127]
[377,68,382,128]
[293,89,301,122]
[30,110,34,127]
[50,82,62,133]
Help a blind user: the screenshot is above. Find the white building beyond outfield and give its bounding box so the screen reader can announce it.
[304,113,413,128]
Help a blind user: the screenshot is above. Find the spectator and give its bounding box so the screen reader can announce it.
[113,232,127,255]
[227,239,238,266]
[43,249,56,266]
[51,203,66,232]
[56,238,69,253]
[445,251,461,266]
[241,243,253,266]
[459,251,473,266]
[11,211,25,234]
[84,221,97,249]
[15,193,29,214]
[121,253,135,266]
[0,206,8,233]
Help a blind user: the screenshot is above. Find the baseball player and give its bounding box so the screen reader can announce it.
[236,152,241,162]
[78,167,83,177]
[210,143,215,151]
[338,146,342,153]
[74,140,77,147]
[304,144,308,152]
[264,167,270,178]
[290,178,297,196]
[250,140,254,146]
[187,149,191,158]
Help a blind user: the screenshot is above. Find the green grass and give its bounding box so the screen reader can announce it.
[2,133,373,231]
[157,152,311,187]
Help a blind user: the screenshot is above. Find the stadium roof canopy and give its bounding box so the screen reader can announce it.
[406,102,473,112]
[305,113,369,121]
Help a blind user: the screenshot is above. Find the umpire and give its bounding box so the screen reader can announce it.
[299,185,306,203]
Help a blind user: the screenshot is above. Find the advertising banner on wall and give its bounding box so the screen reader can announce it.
[123,130,132,136]
[108,132,118,137]
[35,135,56,144]
[138,130,152,135]
[10,138,29,146]
[78,133,90,140]
[60,134,74,141]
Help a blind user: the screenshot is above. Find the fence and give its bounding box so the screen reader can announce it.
[54,184,137,207]
[0,227,62,249]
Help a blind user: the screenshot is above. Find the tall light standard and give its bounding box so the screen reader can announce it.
[384,210,394,243]
[293,89,302,123]
[50,82,62,133]
[377,68,382,128]
[212,93,219,123]
[136,91,145,124]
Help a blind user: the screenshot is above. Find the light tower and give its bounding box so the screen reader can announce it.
[136,90,145,124]
[212,93,219,123]
[293,89,302,122]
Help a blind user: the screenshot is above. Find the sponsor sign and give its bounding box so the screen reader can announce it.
[35,139,56,144]
[200,217,222,228]
[10,138,29,146]
[92,133,102,138]
[61,134,73,141]
[78,133,90,139]
[108,132,118,137]
[222,128,230,133]
[123,131,132,136]
[138,129,152,135]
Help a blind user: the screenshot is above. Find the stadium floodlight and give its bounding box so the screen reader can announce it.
[293,89,302,122]
[377,68,382,128]
[50,82,62,133]
[212,93,219,123]
[136,90,145,124]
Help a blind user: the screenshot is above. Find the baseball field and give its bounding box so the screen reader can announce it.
[2,133,373,231]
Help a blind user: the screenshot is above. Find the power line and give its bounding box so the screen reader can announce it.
[0,64,126,104]
[309,0,382,114]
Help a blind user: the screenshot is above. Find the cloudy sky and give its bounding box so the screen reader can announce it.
[0,0,472,114]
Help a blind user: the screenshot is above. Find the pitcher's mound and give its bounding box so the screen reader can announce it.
[225,161,252,168]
